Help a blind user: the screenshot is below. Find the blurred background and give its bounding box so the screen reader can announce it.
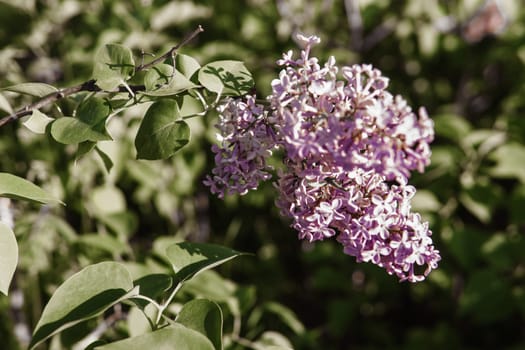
[0,0,525,349]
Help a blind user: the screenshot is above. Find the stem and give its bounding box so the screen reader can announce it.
[154,281,183,327]
[129,295,162,311]
[0,25,204,129]
[135,25,204,73]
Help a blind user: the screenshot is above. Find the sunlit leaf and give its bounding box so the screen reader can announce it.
[262,302,305,334]
[3,82,58,97]
[0,222,18,295]
[165,241,247,283]
[176,54,201,79]
[0,92,13,114]
[29,262,137,349]
[23,109,54,134]
[489,143,525,183]
[93,44,135,91]
[176,299,223,350]
[181,270,236,302]
[127,306,151,337]
[142,65,197,97]
[253,331,294,349]
[144,64,172,91]
[95,146,114,173]
[177,94,204,117]
[50,117,111,144]
[198,60,253,96]
[0,172,63,205]
[94,324,215,350]
[134,99,190,159]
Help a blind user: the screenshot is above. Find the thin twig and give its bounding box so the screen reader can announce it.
[135,25,204,73]
[0,81,146,128]
[0,26,204,129]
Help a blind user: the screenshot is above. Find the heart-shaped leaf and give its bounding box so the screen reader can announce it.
[198,60,253,96]
[176,299,223,350]
[29,262,137,349]
[176,54,201,79]
[165,241,247,283]
[94,324,215,350]
[50,117,112,144]
[0,222,18,295]
[93,44,135,91]
[0,173,63,205]
[77,97,111,128]
[142,65,197,97]
[134,99,190,160]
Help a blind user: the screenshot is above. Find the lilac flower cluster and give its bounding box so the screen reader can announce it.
[205,34,440,282]
[203,96,275,198]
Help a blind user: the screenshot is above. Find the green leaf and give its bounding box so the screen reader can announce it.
[178,95,204,117]
[131,274,172,309]
[93,44,135,91]
[77,97,111,128]
[23,109,54,134]
[181,270,236,302]
[433,114,471,142]
[0,92,13,114]
[144,64,172,91]
[489,143,525,183]
[76,141,97,159]
[134,99,190,160]
[142,65,198,97]
[95,146,114,173]
[75,234,130,257]
[176,299,223,350]
[262,302,305,334]
[459,181,502,224]
[29,262,137,349]
[50,117,112,144]
[198,60,254,96]
[253,332,294,349]
[3,82,58,97]
[0,222,18,295]
[176,54,201,79]
[0,172,63,205]
[165,241,247,283]
[94,324,215,350]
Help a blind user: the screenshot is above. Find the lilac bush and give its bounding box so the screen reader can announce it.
[205,34,440,282]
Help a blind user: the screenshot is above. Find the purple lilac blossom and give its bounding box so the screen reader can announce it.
[205,34,440,282]
[203,95,275,198]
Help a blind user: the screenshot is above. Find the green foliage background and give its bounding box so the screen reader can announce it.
[1,0,525,349]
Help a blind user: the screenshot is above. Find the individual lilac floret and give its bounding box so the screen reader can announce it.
[203,95,275,198]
